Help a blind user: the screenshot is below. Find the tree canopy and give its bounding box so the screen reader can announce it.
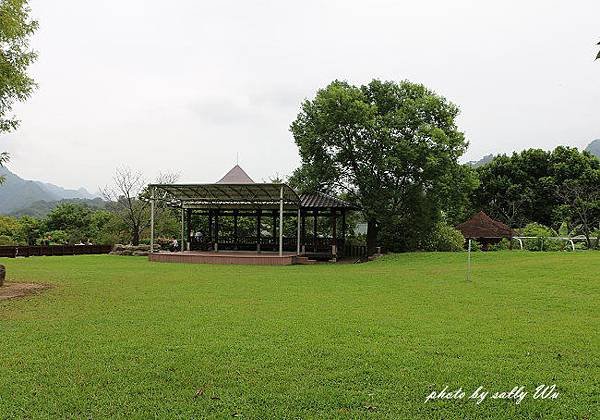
[0,0,37,183]
[472,146,600,246]
[290,79,475,251]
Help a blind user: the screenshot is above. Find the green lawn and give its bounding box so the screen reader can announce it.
[0,252,598,419]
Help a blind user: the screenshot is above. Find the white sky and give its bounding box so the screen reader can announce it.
[3,0,600,192]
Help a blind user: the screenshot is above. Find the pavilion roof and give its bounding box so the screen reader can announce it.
[150,165,357,211]
[216,165,254,184]
[149,183,300,210]
[300,192,356,210]
[456,211,516,239]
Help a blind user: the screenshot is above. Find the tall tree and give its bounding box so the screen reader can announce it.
[290,79,474,252]
[472,146,600,231]
[101,167,179,245]
[556,171,600,248]
[0,0,37,183]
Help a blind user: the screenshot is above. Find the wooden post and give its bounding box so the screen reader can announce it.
[208,210,213,245]
[233,210,239,250]
[272,210,277,248]
[301,210,306,254]
[214,210,219,252]
[186,208,192,251]
[341,210,347,256]
[296,208,301,255]
[256,209,261,252]
[331,209,337,258]
[180,206,184,251]
[313,209,318,252]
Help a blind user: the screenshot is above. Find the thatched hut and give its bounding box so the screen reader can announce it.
[456,211,516,250]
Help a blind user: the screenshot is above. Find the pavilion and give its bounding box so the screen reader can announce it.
[456,211,516,250]
[148,165,357,264]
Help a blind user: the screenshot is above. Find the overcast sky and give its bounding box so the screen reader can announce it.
[3,0,599,192]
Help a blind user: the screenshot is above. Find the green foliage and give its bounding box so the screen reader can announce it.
[0,206,123,246]
[422,221,465,251]
[520,223,561,251]
[0,215,19,237]
[45,229,69,245]
[0,0,38,133]
[489,238,511,251]
[0,253,598,418]
[46,203,93,242]
[0,0,37,183]
[290,79,475,252]
[15,215,43,245]
[0,234,16,245]
[472,146,600,244]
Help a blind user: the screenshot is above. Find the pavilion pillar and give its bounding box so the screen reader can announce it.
[279,186,284,256]
[186,208,192,251]
[341,210,347,256]
[180,207,185,251]
[150,187,155,254]
[214,210,219,252]
[256,209,262,253]
[296,208,301,255]
[300,210,306,254]
[233,210,239,250]
[313,209,318,252]
[331,209,337,258]
[208,210,213,250]
[272,210,277,248]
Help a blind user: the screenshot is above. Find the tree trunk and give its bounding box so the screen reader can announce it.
[0,264,5,287]
[584,233,591,250]
[366,219,378,255]
[132,229,140,246]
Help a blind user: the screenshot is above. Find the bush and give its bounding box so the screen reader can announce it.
[519,223,561,251]
[0,235,16,246]
[489,238,511,251]
[423,222,465,252]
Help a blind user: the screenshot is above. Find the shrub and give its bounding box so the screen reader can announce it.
[423,222,465,252]
[520,223,561,251]
[0,235,16,246]
[489,238,511,251]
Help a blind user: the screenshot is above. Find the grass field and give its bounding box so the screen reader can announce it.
[0,252,598,419]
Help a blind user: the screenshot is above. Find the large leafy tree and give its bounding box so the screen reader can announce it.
[45,202,94,242]
[0,0,37,183]
[290,79,475,252]
[472,146,600,234]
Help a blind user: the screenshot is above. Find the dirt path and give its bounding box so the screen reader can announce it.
[0,283,52,300]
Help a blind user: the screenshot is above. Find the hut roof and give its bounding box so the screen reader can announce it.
[456,211,516,239]
[216,165,254,184]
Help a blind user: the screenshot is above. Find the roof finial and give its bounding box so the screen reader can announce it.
[236,152,239,165]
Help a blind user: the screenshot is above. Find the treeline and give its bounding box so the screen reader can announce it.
[472,146,600,247]
[0,202,180,247]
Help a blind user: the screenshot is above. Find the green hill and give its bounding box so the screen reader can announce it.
[584,139,600,158]
[0,166,99,215]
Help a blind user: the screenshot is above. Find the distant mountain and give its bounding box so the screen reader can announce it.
[585,139,600,158]
[467,154,495,168]
[0,166,99,215]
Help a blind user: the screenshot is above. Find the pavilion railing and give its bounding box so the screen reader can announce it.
[0,245,113,258]
[189,237,349,255]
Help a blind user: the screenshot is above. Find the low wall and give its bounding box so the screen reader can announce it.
[0,245,112,258]
[149,252,297,265]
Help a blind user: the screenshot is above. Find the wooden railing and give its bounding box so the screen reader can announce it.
[0,245,113,258]
[190,236,369,257]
